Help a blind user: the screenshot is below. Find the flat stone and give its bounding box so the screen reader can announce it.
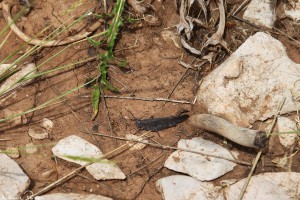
[0,154,30,199]
[226,172,300,199]
[164,137,236,181]
[243,0,277,28]
[28,128,49,140]
[156,175,223,200]
[86,161,126,180]
[52,135,125,180]
[125,134,147,150]
[196,32,300,127]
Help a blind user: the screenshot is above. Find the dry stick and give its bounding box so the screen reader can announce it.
[230,13,300,47]
[228,0,251,18]
[92,132,251,166]
[230,15,278,35]
[237,98,286,200]
[29,131,150,198]
[167,68,188,99]
[0,138,12,141]
[273,27,300,47]
[80,95,192,104]
[2,2,102,46]
[167,57,196,99]
[99,87,115,139]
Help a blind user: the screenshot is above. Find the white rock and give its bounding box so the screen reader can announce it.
[40,118,54,133]
[25,143,38,154]
[196,32,300,127]
[52,135,103,165]
[35,193,113,200]
[125,134,147,150]
[86,161,126,180]
[225,172,300,199]
[284,2,300,22]
[0,62,36,94]
[52,135,125,180]
[243,0,277,28]
[156,175,223,200]
[164,137,236,181]
[5,147,20,158]
[277,117,298,148]
[28,128,49,140]
[0,154,30,199]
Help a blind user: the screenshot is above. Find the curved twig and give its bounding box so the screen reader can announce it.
[189,114,268,149]
[2,2,102,47]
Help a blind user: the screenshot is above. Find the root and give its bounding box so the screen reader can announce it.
[2,2,102,47]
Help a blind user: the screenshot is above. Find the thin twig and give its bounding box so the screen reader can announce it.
[134,165,164,199]
[91,132,251,166]
[99,86,115,139]
[237,98,286,200]
[127,153,165,177]
[273,27,300,47]
[228,0,251,17]
[0,138,13,141]
[80,95,192,104]
[167,68,189,99]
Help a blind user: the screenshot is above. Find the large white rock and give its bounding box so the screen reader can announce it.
[0,154,30,199]
[156,175,224,200]
[52,135,125,180]
[196,32,300,127]
[164,137,236,181]
[35,193,113,200]
[225,172,300,199]
[243,0,277,28]
[277,117,299,148]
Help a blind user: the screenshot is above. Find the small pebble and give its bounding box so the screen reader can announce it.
[5,147,20,158]
[25,143,38,154]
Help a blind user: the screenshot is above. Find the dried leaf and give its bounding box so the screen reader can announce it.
[203,0,228,50]
[177,0,193,40]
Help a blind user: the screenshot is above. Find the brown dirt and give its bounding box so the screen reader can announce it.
[0,0,299,200]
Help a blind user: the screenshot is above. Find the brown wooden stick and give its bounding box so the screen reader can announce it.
[2,2,101,47]
[188,114,268,149]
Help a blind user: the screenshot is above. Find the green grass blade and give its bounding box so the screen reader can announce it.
[91,83,100,120]
[0,77,98,123]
